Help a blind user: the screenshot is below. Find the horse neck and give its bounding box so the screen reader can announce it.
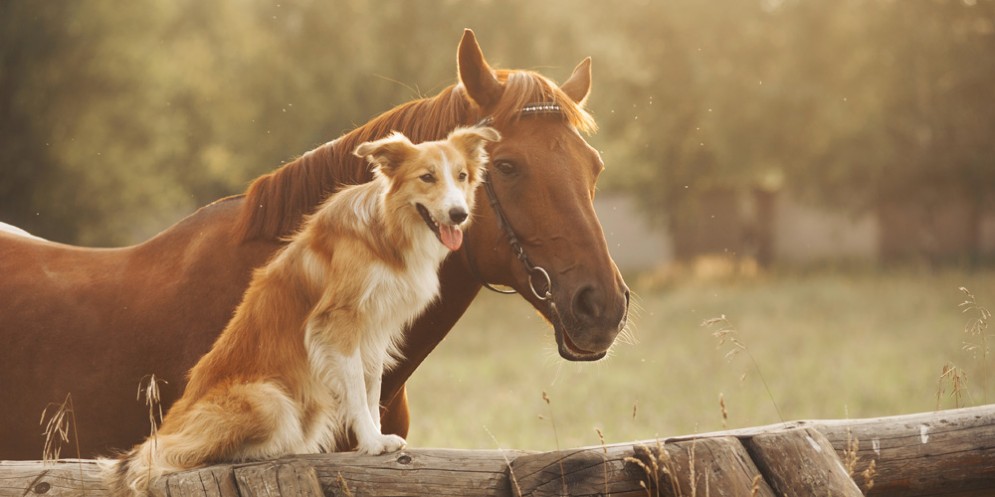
[235,86,478,243]
[233,142,360,243]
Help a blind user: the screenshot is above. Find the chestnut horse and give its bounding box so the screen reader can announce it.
[0,30,629,459]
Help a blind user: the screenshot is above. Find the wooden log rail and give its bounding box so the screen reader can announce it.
[2,405,994,496]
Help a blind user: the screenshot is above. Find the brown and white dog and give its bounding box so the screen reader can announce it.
[103,126,500,495]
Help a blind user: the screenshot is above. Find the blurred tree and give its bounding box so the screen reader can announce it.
[796,0,995,261]
[1,0,993,257]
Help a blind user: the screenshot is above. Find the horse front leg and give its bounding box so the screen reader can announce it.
[379,384,410,438]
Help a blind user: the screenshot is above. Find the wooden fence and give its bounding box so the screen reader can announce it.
[3,405,994,496]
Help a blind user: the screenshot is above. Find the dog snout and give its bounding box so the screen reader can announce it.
[448,207,468,225]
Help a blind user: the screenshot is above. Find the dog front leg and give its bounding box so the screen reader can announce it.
[333,347,406,455]
[365,353,386,433]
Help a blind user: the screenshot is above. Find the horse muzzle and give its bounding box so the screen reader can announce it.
[553,284,630,361]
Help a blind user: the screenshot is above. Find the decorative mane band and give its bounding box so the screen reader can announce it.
[521,103,562,115]
[477,103,564,127]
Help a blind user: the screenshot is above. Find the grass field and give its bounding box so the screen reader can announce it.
[405,265,995,452]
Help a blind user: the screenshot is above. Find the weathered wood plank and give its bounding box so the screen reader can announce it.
[151,463,238,497]
[661,437,776,497]
[511,445,641,496]
[0,460,107,497]
[233,460,322,497]
[3,406,995,497]
[512,437,776,497]
[151,449,526,497]
[815,408,995,497]
[303,449,527,497]
[663,406,995,496]
[745,427,862,496]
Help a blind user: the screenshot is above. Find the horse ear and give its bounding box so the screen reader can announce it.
[457,29,503,109]
[353,132,415,176]
[560,57,592,107]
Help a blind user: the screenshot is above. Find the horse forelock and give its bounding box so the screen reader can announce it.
[234,69,596,243]
[490,70,597,135]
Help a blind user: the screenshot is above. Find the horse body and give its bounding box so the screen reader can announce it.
[0,30,629,459]
[0,199,280,458]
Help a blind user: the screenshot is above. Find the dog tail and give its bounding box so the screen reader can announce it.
[99,440,161,497]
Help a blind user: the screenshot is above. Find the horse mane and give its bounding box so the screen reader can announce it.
[234,68,596,242]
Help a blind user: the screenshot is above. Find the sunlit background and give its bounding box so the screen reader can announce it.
[2,0,994,451]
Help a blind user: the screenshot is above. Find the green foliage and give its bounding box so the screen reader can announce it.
[1,0,993,245]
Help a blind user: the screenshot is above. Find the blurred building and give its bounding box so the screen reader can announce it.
[595,190,995,272]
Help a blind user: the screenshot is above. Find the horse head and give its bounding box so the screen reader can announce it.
[456,30,630,361]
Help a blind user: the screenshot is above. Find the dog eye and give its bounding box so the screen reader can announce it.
[457,171,467,181]
[419,173,436,183]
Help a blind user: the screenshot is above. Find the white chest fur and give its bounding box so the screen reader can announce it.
[298,226,449,453]
[355,247,444,370]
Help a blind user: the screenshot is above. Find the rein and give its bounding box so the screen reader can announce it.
[465,103,563,302]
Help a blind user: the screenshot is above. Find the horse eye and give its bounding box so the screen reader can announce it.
[420,173,436,183]
[494,160,517,175]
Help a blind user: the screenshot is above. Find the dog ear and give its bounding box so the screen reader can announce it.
[354,132,416,176]
[448,126,501,182]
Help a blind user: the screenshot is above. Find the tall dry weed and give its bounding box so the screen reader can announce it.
[137,374,166,445]
[40,393,80,463]
[936,363,971,409]
[703,314,784,422]
[39,393,85,492]
[959,286,991,402]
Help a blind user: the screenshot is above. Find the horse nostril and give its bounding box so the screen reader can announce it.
[449,208,468,224]
[572,285,603,322]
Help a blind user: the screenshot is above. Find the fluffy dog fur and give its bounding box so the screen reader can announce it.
[103,126,500,496]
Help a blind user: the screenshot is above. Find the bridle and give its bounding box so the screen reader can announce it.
[464,103,564,303]
[471,173,553,301]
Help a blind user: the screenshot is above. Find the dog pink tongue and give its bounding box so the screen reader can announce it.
[439,224,463,251]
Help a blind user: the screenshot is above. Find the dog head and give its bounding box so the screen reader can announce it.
[354,126,500,251]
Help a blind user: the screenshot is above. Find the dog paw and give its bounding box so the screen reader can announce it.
[357,434,407,455]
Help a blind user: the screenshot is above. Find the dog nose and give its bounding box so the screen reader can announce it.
[449,208,468,224]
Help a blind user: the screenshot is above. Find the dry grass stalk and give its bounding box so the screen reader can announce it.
[936,363,971,409]
[718,393,728,429]
[625,445,659,497]
[703,315,784,422]
[40,393,80,463]
[688,439,697,497]
[596,427,610,497]
[39,393,84,493]
[861,458,877,493]
[842,429,859,476]
[749,474,762,497]
[137,374,166,487]
[687,437,710,497]
[960,287,991,402]
[335,472,355,497]
[540,391,568,496]
[137,374,166,445]
[483,426,524,497]
[625,440,682,497]
[840,409,878,494]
